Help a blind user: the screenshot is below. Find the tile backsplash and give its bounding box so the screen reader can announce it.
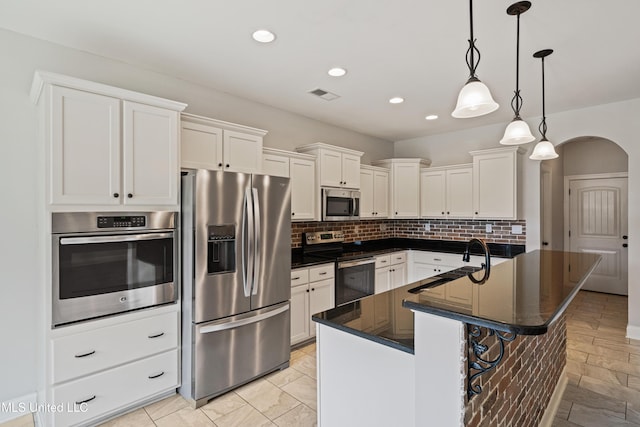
[291,219,526,248]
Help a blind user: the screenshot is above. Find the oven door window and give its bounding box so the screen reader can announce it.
[326,196,353,217]
[58,236,174,299]
[336,262,374,306]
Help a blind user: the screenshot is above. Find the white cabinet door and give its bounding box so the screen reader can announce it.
[359,168,375,218]
[341,153,361,189]
[373,170,389,218]
[374,292,391,329]
[290,284,310,345]
[262,153,290,177]
[390,263,407,289]
[50,85,121,205]
[223,130,263,173]
[319,150,343,187]
[392,163,420,218]
[375,267,391,294]
[446,167,473,218]
[122,101,178,206]
[473,149,518,219]
[290,157,316,221]
[420,170,446,218]
[309,278,335,338]
[180,121,223,170]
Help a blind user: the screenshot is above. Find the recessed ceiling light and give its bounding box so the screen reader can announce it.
[389,97,404,104]
[252,29,276,43]
[425,115,439,120]
[328,67,347,77]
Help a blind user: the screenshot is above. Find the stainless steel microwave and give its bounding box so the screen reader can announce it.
[51,212,178,327]
[322,188,360,221]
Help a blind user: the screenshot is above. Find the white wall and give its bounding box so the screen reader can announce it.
[395,98,640,337]
[563,137,628,176]
[0,28,393,403]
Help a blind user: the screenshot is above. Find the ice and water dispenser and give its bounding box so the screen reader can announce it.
[207,225,236,274]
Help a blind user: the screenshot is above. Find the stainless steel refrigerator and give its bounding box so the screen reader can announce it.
[180,169,291,407]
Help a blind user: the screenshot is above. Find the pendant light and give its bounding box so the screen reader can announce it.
[529,49,559,160]
[452,0,499,118]
[500,2,535,145]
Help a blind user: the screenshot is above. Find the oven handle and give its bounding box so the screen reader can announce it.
[60,232,174,245]
[338,258,376,269]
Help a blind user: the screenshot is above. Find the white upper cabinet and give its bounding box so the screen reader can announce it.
[360,165,389,219]
[421,165,472,218]
[296,143,363,189]
[32,71,186,209]
[262,148,317,221]
[181,113,266,174]
[372,158,431,219]
[471,147,524,219]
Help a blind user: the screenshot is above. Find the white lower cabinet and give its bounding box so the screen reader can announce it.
[44,307,180,426]
[290,264,335,345]
[374,252,408,294]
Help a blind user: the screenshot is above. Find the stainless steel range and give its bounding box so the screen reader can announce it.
[303,231,375,306]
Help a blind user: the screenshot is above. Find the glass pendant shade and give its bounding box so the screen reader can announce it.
[500,118,535,145]
[452,79,499,118]
[529,138,558,160]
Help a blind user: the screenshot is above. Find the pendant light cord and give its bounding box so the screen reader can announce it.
[511,12,524,118]
[539,56,548,138]
[465,0,481,80]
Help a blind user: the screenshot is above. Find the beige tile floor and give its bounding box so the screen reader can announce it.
[4,290,639,427]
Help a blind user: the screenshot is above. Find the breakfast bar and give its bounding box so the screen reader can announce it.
[312,250,601,427]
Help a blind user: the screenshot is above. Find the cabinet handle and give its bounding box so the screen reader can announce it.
[218,163,223,167]
[623,243,628,248]
[292,276,301,280]
[396,257,402,260]
[127,193,133,198]
[113,193,119,198]
[319,272,328,275]
[380,260,387,263]
[75,395,96,405]
[390,268,395,272]
[148,371,165,379]
[623,235,628,240]
[74,350,96,358]
[311,288,315,291]
[148,332,165,339]
[434,258,442,261]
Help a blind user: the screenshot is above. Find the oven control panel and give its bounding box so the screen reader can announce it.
[304,230,345,245]
[97,215,146,228]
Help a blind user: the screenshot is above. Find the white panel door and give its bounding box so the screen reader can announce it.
[180,121,223,170]
[290,157,316,220]
[262,153,290,177]
[390,263,407,289]
[341,153,361,189]
[359,168,375,218]
[222,130,263,173]
[50,85,121,205]
[319,150,343,187]
[123,101,178,206]
[446,167,473,218]
[420,170,446,218]
[373,170,389,218]
[375,267,391,294]
[290,284,310,345]
[569,177,628,295]
[392,163,420,218]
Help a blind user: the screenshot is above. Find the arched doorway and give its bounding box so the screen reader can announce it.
[540,136,629,295]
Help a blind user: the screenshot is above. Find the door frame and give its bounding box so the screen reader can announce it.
[563,172,628,252]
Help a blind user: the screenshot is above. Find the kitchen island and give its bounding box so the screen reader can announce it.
[312,250,601,427]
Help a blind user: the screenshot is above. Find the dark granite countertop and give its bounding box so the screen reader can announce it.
[292,238,525,268]
[312,250,601,354]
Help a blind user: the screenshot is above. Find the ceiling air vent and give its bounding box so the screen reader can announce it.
[308,88,340,101]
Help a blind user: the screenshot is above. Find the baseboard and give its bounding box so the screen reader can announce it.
[627,324,640,340]
[539,368,568,427]
[0,393,37,424]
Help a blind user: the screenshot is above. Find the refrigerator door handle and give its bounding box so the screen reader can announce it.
[242,187,254,297]
[198,304,289,334]
[251,187,261,296]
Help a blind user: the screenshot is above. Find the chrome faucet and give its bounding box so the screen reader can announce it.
[462,238,491,284]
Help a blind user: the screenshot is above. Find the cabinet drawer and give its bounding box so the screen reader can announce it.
[309,264,334,282]
[375,255,391,269]
[52,350,178,427]
[52,311,178,384]
[390,252,407,266]
[291,268,309,287]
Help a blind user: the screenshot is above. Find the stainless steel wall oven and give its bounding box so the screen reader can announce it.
[51,212,178,327]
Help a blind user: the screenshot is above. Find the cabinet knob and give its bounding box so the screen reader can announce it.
[218,163,223,167]
[292,212,295,216]
[311,288,315,291]
[475,212,479,215]
[395,212,398,215]
[441,211,445,215]
[344,182,347,185]
[447,211,450,214]
[127,193,133,198]
[113,193,119,198]
[623,235,628,240]
[226,164,230,168]
[306,289,309,293]
[623,243,628,248]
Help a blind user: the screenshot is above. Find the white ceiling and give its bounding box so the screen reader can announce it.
[2,0,639,141]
